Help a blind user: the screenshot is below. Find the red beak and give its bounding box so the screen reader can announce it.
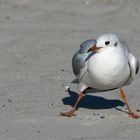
[89,45,102,52]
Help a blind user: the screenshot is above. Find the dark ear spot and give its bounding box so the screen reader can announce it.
[114,42,118,47]
[105,41,110,46]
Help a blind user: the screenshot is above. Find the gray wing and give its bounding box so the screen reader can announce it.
[79,39,96,54]
[126,53,139,85]
[120,41,139,85]
[72,39,96,81]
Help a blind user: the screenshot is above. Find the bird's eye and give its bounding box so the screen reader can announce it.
[105,41,110,46]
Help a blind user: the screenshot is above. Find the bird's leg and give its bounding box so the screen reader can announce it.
[60,91,85,117]
[120,88,139,119]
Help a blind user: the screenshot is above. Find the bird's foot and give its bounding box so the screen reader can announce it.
[60,110,76,117]
[129,112,140,119]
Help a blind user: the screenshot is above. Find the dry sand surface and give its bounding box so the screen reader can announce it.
[0,0,140,140]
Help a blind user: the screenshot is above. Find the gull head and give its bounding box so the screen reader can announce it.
[89,34,120,52]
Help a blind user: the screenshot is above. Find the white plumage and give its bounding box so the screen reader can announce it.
[73,34,138,92]
[61,34,139,118]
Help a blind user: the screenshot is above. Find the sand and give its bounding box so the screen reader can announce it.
[0,0,140,140]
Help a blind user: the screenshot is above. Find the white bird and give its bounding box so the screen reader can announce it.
[60,34,139,119]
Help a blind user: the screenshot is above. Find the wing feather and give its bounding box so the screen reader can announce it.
[126,53,139,85]
[72,39,96,81]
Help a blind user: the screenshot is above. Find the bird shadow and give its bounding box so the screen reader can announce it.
[62,90,125,109]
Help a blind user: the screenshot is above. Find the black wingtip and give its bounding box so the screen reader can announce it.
[136,61,139,74]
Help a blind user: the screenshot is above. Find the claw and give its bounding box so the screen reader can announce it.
[129,112,140,119]
[60,111,76,117]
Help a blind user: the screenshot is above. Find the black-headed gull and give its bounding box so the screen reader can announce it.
[60,34,139,119]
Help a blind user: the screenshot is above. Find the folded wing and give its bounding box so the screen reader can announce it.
[126,53,139,85]
[72,39,96,82]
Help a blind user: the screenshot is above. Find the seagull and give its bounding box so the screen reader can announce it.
[60,34,139,119]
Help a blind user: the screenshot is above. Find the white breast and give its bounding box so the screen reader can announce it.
[83,46,130,90]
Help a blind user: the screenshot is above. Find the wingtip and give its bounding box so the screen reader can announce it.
[71,79,79,83]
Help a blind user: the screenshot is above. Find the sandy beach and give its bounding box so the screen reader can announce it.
[0,0,140,139]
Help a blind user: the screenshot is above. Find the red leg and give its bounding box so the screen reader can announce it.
[60,91,85,117]
[120,88,139,119]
